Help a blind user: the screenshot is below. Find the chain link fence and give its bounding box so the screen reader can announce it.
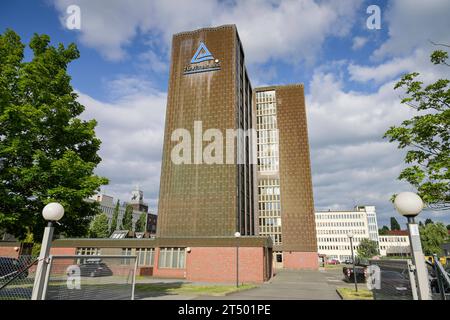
[44,255,137,300]
[369,259,416,300]
[1,255,137,300]
[0,255,38,300]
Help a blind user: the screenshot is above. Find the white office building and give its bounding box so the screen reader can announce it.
[378,232,410,256]
[315,206,379,262]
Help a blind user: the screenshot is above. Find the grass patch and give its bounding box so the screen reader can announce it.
[336,287,373,300]
[135,283,256,296]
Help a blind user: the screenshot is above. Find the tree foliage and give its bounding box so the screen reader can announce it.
[121,204,133,231]
[357,238,379,259]
[110,200,120,234]
[384,48,450,210]
[135,213,147,232]
[0,29,108,240]
[390,217,401,231]
[88,213,110,238]
[379,225,390,235]
[419,221,448,255]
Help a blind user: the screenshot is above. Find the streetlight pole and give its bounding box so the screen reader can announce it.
[394,192,431,300]
[348,232,358,292]
[234,232,241,288]
[31,202,64,300]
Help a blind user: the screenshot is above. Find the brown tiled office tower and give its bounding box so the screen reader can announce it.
[157,25,256,237]
[255,85,318,269]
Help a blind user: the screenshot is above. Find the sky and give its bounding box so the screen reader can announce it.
[1,0,449,228]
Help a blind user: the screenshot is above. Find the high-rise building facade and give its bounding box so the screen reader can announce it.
[156,24,317,269]
[255,86,318,268]
[157,25,256,237]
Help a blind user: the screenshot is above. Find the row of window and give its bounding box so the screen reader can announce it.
[257,129,278,145]
[316,229,366,235]
[318,245,361,251]
[255,91,276,103]
[379,237,409,243]
[315,213,364,220]
[317,237,364,243]
[76,247,185,269]
[316,221,365,227]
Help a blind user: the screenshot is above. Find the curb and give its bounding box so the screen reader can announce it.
[336,289,345,300]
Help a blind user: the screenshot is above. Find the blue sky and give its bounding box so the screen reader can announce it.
[1,0,449,227]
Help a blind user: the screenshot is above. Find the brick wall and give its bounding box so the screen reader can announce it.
[0,246,20,258]
[283,251,319,270]
[186,247,265,283]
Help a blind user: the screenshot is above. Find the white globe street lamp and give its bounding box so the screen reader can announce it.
[394,192,430,300]
[394,192,424,218]
[32,202,64,300]
[42,202,65,221]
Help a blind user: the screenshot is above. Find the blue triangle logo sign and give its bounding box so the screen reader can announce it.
[190,42,214,64]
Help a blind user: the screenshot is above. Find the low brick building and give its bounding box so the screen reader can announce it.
[50,237,273,284]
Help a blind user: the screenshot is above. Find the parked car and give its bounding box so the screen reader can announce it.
[343,265,366,282]
[0,257,29,280]
[78,260,113,277]
[344,259,353,265]
[328,259,340,265]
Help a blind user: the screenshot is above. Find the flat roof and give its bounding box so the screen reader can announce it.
[53,236,273,248]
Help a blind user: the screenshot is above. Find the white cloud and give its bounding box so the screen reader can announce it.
[76,82,167,211]
[351,36,367,50]
[373,0,450,59]
[53,0,361,64]
[349,48,450,84]
[306,70,428,224]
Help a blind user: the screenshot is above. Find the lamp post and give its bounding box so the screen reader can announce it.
[31,202,64,300]
[234,231,241,288]
[394,192,430,300]
[347,232,358,292]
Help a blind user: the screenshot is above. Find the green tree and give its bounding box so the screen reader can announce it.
[390,217,401,231]
[110,200,120,234]
[384,47,450,210]
[88,213,110,238]
[420,222,448,255]
[0,29,108,240]
[121,204,133,230]
[425,218,434,225]
[135,213,147,232]
[357,238,379,259]
[379,225,390,235]
[446,224,450,230]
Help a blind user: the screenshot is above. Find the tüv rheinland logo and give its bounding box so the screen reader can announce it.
[184,42,221,75]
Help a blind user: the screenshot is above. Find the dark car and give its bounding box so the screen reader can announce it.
[78,261,113,277]
[0,257,29,280]
[343,265,366,282]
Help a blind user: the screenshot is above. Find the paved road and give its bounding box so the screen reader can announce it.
[197,268,352,300]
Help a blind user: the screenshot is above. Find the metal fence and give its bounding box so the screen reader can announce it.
[369,259,416,300]
[0,255,137,300]
[43,255,137,300]
[431,254,450,300]
[0,255,38,300]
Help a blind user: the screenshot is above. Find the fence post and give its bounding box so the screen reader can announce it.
[131,256,138,300]
[407,260,418,300]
